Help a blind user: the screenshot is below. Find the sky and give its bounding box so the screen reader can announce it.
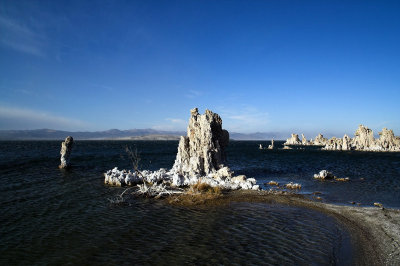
[1,0,399,137]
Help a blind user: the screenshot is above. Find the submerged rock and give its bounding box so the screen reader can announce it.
[59,136,73,169]
[373,202,384,208]
[335,177,350,182]
[267,180,279,186]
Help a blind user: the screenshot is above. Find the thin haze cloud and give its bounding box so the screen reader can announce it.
[218,106,269,133]
[0,15,45,56]
[0,106,88,130]
[185,90,203,99]
[152,118,187,131]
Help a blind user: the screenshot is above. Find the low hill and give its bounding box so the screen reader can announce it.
[0,129,283,140]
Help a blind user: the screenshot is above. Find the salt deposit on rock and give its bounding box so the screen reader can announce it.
[104,167,142,186]
[104,108,259,191]
[314,170,335,180]
[59,136,73,169]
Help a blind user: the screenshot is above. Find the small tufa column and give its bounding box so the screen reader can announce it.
[59,136,74,169]
[268,139,274,149]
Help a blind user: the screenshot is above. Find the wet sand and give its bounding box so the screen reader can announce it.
[167,190,400,265]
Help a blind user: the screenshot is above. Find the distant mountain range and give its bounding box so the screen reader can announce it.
[0,129,283,140]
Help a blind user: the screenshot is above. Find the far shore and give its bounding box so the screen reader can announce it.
[165,190,400,266]
[0,138,286,141]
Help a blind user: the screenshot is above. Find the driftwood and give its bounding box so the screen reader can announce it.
[135,183,184,198]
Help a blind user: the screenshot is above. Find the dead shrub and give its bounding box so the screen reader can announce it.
[190,181,222,195]
[167,181,223,206]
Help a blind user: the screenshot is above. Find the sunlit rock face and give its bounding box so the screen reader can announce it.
[324,137,343,150]
[284,133,302,145]
[352,125,376,150]
[59,136,73,169]
[313,133,328,146]
[301,134,309,145]
[314,170,335,180]
[378,128,400,151]
[323,134,351,151]
[172,108,229,177]
[342,134,352,150]
[322,126,400,151]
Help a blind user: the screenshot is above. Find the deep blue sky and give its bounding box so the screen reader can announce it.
[1,0,399,137]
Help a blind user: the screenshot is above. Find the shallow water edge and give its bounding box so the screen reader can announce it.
[186,190,400,266]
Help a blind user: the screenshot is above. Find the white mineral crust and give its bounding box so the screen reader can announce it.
[104,108,260,190]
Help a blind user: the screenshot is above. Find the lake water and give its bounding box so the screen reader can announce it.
[1,140,399,264]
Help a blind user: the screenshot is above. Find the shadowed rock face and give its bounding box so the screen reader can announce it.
[59,136,73,169]
[172,108,229,176]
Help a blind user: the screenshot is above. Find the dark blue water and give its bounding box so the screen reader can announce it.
[2,140,398,264]
[229,141,400,208]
